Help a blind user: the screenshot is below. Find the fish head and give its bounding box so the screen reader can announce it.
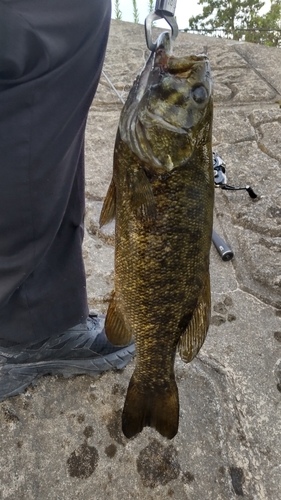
[119,32,213,174]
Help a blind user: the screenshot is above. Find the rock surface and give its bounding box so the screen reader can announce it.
[0,20,280,500]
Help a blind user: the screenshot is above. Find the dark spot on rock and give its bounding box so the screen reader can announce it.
[277,383,281,393]
[105,443,117,458]
[213,302,228,314]
[107,409,127,446]
[17,441,23,448]
[137,439,180,488]
[275,310,281,317]
[88,221,97,236]
[228,314,236,322]
[267,206,281,219]
[226,345,234,355]
[111,383,126,397]
[224,296,233,307]
[67,443,99,479]
[237,428,247,444]
[167,488,174,496]
[26,385,35,393]
[2,408,19,423]
[219,466,225,474]
[61,439,71,449]
[259,446,271,457]
[83,426,94,438]
[181,470,195,484]
[229,467,244,496]
[274,331,281,342]
[77,414,85,424]
[210,315,226,326]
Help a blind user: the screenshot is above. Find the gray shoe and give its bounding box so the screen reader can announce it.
[0,314,135,402]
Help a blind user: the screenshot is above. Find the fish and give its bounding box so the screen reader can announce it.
[99,32,214,439]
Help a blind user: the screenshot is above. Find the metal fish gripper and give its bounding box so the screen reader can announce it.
[145,0,179,52]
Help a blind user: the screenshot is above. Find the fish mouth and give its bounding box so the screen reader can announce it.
[143,111,189,135]
[134,114,193,174]
[135,111,192,172]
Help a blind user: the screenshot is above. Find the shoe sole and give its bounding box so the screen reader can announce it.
[0,344,135,402]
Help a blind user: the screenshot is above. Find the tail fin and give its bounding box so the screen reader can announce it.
[122,374,179,439]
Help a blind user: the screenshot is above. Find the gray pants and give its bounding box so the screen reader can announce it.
[0,0,111,343]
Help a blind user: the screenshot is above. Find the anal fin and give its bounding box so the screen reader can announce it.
[178,273,211,363]
[104,292,133,346]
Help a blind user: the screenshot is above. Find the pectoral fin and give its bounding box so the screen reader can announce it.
[104,292,133,346]
[129,169,156,220]
[178,273,211,363]
[99,179,116,227]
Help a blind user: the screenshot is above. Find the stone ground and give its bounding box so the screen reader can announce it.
[0,20,280,500]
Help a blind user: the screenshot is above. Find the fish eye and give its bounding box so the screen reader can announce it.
[191,85,208,104]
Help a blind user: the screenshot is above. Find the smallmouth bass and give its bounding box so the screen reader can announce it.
[100,33,214,439]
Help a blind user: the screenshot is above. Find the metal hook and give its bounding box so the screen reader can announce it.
[145,11,179,52]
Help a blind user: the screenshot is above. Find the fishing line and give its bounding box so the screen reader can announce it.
[102,71,125,104]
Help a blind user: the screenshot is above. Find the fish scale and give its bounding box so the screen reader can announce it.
[100,32,214,439]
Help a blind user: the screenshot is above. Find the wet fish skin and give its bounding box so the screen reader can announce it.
[100,33,214,439]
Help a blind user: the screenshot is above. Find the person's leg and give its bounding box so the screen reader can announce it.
[0,0,135,400]
[0,0,109,343]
